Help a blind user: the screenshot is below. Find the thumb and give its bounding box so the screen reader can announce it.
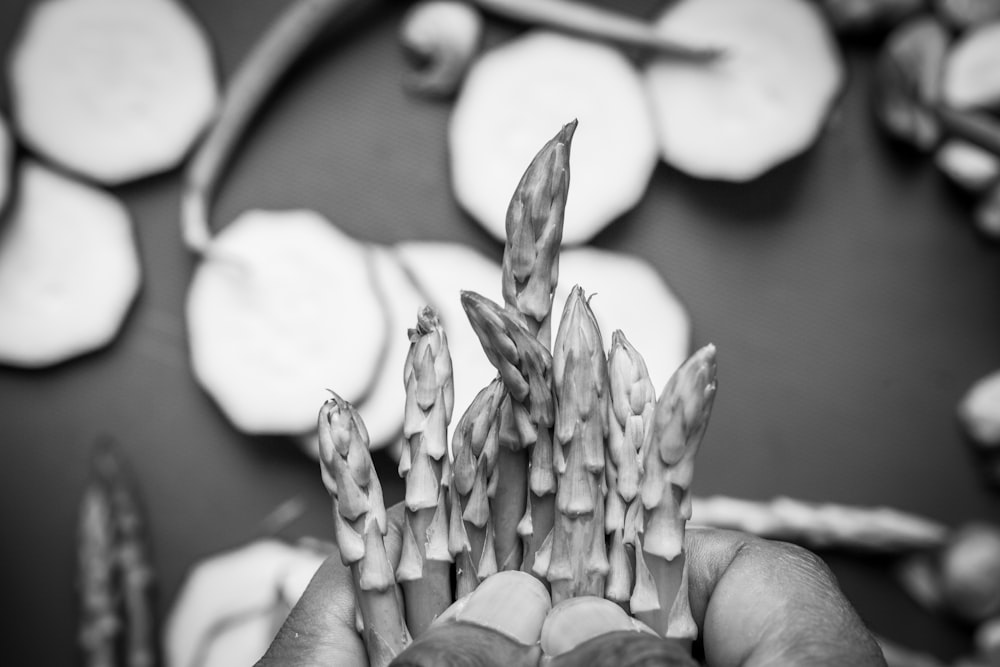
[255,552,367,667]
[256,503,407,667]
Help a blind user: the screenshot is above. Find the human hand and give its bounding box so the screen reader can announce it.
[256,521,887,667]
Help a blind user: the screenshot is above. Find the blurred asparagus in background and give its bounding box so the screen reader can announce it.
[78,441,156,667]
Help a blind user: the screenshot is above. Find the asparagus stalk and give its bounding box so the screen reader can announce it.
[604,331,657,607]
[78,442,157,667]
[466,0,722,61]
[97,444,156,667]
[397,306,455,636]
[180,0,372,252]
[462,290,555,574]
[78,461,118,667]
[318,393,410,667]
[690,494,948,554]
[548,285,610,603]
[499,121,574,574]
[449,378,505,598]
[632,344,718,640]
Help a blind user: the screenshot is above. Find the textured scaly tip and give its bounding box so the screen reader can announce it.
[502,120,576,333]
[633,344,717,639]
[404,306,454,452]
[318,393,409,666]
[318,393,387,534]
[553,286,608,455]
[607,330,655,524]
[547,284,610,600]
[552,285,609,515]
[461,290,554,429]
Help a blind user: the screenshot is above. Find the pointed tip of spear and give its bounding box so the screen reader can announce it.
[502,120,577,329]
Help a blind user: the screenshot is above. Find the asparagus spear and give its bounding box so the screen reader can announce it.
[78,463,118,667]
[79,442,157,667]
[318,393,410,667]
[604,330,657,606]
[690,494,948,554]
[548,285,610,603]
[499,120,574,575]
[97,443,156,667]
[462,290,555,574]
[449,378,506,597]
[396,306,455,636]
[632,344,717,640]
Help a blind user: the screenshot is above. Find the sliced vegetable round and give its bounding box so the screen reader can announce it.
[164,539,326,667]
[7,0,218,185]
[0,160,141,368]
[942,20,1000,111]
[186,209,386,435]
[553,247,690,392]
[644,0,844,181]
[449,30,658,245]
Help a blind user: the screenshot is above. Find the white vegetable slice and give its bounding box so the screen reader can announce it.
[935,139,1000,192]
[7,0,218,185]
[942,20,1000,111]
[164,539,326,667]
[0,160,140,368]
[644,0,844,181]
[449,30,659,245]
[186,209,386,435]
[553,247,691,392]
[394,241,503,436]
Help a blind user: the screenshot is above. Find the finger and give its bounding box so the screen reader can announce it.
[684,527,886,667]
[256,552,366,667]
[257,504,406,667]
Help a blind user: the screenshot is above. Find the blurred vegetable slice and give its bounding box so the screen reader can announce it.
[553,247,690,392]
[6,0,218,185]
[959,369,1000,448]
[164,539,327,667]
[0,160,140,368]
[449,30,658,245]
[941,20,1000,111]
[185,209,386,435]
[644,0,844,181]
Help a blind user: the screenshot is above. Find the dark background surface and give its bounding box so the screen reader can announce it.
[1,0,998,664]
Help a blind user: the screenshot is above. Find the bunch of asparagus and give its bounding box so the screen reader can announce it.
[319,121,718,666]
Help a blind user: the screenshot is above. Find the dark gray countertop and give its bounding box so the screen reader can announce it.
[1,0,998,663]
